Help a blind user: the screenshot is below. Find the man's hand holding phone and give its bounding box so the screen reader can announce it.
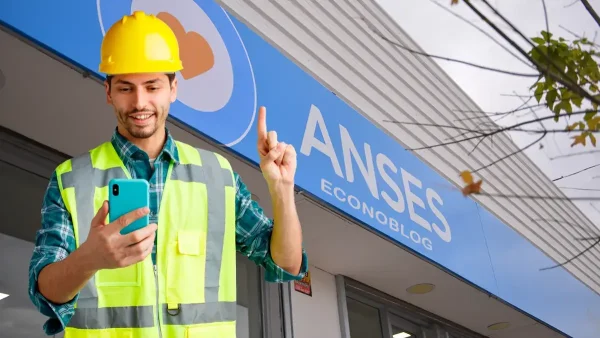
[36,195,155,305]
[80,200,157,271]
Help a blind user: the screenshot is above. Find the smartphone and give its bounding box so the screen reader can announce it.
[108,178,150,235]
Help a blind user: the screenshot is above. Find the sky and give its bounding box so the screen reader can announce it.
[376,0,600,231]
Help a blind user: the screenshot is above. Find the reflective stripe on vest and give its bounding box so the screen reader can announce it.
[66,302,237,329]
[61,147,234,330]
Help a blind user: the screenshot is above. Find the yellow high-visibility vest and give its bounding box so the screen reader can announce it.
[54,140,237,338]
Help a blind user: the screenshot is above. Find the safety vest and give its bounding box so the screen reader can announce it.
[54,140,237,338]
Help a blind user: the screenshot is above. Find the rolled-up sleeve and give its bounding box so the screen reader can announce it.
[28,171,77,335]
[233,172,308,283]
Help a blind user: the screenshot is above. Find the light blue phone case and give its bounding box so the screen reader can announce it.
[108,178,150,235]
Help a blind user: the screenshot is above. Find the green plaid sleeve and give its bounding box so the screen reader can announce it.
[28,171,77,335]
[233,172,308,282]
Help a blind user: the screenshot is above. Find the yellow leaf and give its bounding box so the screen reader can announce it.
[460,170,474,185]
[566,122,579,131]
[459,170,483,196]
[571,133,587,147]
[462,180,483,196]
[451,0,459,4]
[587,116,600,131]
[591,133,597,147]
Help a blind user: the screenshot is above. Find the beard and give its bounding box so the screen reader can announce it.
[118,108,162,139]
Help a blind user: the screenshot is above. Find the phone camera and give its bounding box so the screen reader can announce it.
[112,184,119,196]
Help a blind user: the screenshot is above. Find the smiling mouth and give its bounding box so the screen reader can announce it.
[130,113,154,120]
[128,113,156,126]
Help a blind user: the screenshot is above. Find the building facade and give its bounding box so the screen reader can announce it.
[0,0,599,337]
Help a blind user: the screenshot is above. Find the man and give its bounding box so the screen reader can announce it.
[28,10,307,338]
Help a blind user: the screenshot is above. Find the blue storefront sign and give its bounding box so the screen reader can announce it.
[1,1,599,336]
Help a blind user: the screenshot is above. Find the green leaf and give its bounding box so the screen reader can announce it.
[572,94,583,108]
[535,83,545,103]
[565,100,573,114]
[590,83,598,92]
[584,111,597,121]
[537,45,549,58]
[532,37,546,45]
[579,122,586,130]
[541,30,553,42]
[530,48,541,63]
[560,88,573,100]
[549,51,567,72]
[567,68,578,82]
[546,89,557,109]
[553,101,564,115]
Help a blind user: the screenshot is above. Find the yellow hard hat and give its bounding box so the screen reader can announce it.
[99,11,183,75]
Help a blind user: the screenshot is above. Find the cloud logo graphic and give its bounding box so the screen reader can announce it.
[97,0,257,147]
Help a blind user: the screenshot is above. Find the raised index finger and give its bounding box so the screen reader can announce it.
[257,106,267,140]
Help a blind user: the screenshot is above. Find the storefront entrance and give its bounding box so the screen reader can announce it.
[341,276,484,338]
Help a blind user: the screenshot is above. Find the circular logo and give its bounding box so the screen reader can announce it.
[97,0,256,147]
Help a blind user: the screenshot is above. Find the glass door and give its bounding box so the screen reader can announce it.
[346,296,385,338]
[388,313,422,338]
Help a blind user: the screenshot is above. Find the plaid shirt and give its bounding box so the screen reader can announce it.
[28,128,308,335]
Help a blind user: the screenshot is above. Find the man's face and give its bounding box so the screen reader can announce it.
[105,73,178,139]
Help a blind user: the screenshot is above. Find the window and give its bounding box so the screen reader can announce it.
[339,276,485,338]
[346,296,384,338]
[0,127,65,337]
[389,313,421,338]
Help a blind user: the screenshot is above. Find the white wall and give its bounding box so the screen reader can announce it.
[291,266,342,338]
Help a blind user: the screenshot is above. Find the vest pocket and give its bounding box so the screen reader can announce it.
[185,322,236,338]
[96,263,142,287]
[166,230,206,304]
[178,229,202,255]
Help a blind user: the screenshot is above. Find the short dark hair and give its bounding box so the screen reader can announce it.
[105,73,176,91]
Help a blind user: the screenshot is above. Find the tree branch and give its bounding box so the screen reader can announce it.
[552,163,600,182]
[360,17,540,77]
[477,192,600,201]
[577,236,600,241]
[541,0,550,42]
[500,93,534,98]
[559,186,600,192]
[534,218,600,235]
[540,0,552,85]
[539,238,600,271]
[452,103,543,123]
[466,0,600,107]
[428,0,534,69]
[532,216,600,270]
[565,0,580,9]
[384,120,595,134]
[453,102,542,116]
[581,0,600,28]
[559,24,600,48]
[468,136,488,155]
[385,110,593,151]
[549,150,600,160]
[472,132,547,172]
